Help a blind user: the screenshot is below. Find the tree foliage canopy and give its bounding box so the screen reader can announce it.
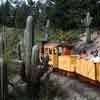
[0,0,100,30]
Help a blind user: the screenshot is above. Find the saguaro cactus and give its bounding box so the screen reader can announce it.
[44,19,50,41]
[0,34,8,100]
[0,59,8,100]
[84,12,93,43]
[0,34,2,57]
[24,16,33,78]
[31,44,39,65]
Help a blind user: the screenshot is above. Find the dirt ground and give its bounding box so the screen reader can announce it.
[8,70,100,100]
[49,73,100,100]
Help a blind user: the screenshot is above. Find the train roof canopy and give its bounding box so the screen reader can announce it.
[44,42,62,48]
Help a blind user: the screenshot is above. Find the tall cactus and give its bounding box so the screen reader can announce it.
[31,44,39,65]
[44,19,50,41]
[24,16,33,78]
[84,12,93,43]
[0,33,8,100]
[0,34,2,57]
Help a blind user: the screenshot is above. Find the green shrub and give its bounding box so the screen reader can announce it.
[48,30,80,44]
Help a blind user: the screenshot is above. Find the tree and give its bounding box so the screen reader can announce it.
[47,0,81,30]
[15,4,29,28]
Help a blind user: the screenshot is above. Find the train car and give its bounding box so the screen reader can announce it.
[39,41,100,85]
[76,59,96,81]
[41,42,77,74]
[58,55,77,75]
[43,42,77,75]
[96,63,100,82]
[43,42,62,68]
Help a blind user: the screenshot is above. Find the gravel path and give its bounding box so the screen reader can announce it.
[49,73,100,100]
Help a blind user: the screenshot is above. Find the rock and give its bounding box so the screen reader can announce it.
[8,84,14,94]
[17,82,27,93]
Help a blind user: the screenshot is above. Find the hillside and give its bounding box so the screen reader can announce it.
[75,31,100,54]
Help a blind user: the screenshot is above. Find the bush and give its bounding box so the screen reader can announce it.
[48,30,80,44]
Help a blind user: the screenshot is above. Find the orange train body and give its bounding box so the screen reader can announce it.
[40,42,100,85]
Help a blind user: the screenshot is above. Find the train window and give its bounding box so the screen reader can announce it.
[58,47,63,56]
[49,48,52,54]
[53,49,57,55]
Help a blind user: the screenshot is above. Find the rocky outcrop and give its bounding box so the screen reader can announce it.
[75,31,100,53]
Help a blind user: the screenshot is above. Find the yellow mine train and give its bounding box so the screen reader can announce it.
[41,42,100,84]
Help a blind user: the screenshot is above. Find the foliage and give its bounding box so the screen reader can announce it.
[0,27,23,62]
[48,0,81,30]
[0,27,24,80]
[15,5,28,28]
[34,32,44,43]
[0,0,100,30]
[47,0,100,30]
[48,30,80,44]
